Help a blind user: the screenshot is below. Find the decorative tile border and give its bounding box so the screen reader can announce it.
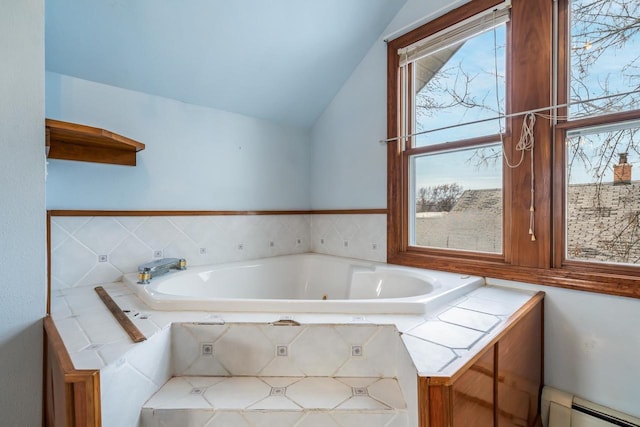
[141,376,409,427]
[171,323,401,378]
[49,213,387,290]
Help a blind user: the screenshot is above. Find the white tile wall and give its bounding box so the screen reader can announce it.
[142,376,409,427]
[50,213,387,290]
[311,214,386,262]
[171,323,403,378]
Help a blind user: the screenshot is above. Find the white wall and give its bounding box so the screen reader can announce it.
[490,279,640,418]
[310,0,468,209]
[46,72,311,210]
[0,0,46,425]
[311,0,640,418]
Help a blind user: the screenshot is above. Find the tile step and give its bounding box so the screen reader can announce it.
[141,375,409,427]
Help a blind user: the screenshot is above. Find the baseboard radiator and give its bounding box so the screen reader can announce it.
[541,386,640,427]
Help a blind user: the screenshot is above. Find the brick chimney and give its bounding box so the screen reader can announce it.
[613,152,632,185]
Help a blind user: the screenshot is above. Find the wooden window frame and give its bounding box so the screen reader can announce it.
[387,0,640,299]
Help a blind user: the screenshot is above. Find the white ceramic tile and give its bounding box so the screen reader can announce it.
[335,377,378,388]
[203,377,271,409]
[259,377,301,388]
[75,262,123,287]
[64,286,102,315]
[258,323,304,344]
[134,217,182,252]
[142,408,215,427]
[53,216,91,235]
[296,412,341,427]
[168,216,215,246]
[394,340,418,427]
[456,296,519,316]
[336,326,400,378]
[69,349,105,370]
[50,294,72,319]
[368,379,407,409]
[144,377,212,409]
[470,285,534,305]
[333,324,380,346]
[115,216,147,232]
[242,411,303,427]
[401,334,458,374]
[206,411,253,427]
[247,395,302,410]
[74,217,129,255]
[213,324,274,375]
[50,221,71,251]
[407,320,484,349]
[109,235,153,274]
[52,317,90,352]
[438,307,501,332]
[98,341,136,366]
[51,237,97,288]
[127,328,171,387]
[183,376,228,389]
[75,311,131,344]
[289,326,350,376]
[100,361,160,427]
[258,352,305,377]
[337,395,392,410]
[171,323,230,376]
[162,235,202,267]
[286,377,352,409]
[384,413,411,427]
[331,412,402,427]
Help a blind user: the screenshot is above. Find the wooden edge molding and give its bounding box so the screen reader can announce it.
[47,209,388,216]
[44,316,76,373]
[95,287,146,343]
[44,316,101,427]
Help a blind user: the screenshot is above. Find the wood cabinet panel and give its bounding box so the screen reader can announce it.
[419,293,543,427]
[453,347,495,427]
[497,300,543,427]
[44,316,101,427]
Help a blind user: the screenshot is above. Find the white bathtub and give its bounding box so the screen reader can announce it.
[123,254,484,314]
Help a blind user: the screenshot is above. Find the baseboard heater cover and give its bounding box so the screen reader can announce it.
[541,386,640,427]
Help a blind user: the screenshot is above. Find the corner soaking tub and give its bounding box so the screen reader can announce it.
[123,254,484,314]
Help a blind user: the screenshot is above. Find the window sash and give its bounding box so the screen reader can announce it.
[398,3,510,67]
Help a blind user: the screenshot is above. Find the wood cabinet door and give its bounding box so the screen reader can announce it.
[496,302,543,427]
[452,347,495,427]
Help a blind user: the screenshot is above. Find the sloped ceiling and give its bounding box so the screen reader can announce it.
[45,0,407,128]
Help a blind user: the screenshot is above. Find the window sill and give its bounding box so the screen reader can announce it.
[388,250,640,299]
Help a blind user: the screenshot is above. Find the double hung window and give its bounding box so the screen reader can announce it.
[387,0,640,295]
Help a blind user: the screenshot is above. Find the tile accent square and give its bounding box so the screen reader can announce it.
[276,345,288,357]
[201,343,213,356]
[270,387,287,396]
[351,345,363,357]
[352,387,368,396]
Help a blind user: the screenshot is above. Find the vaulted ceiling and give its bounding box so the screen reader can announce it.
[45,0,407,128]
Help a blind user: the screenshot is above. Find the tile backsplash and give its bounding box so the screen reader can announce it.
[50,213,387,290]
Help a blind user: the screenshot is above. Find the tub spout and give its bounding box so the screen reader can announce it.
[137,258,186,283]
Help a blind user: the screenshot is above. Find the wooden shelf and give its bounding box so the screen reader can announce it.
[46,119,145,166]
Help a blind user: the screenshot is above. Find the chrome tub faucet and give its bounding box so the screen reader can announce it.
[137,257,186,284]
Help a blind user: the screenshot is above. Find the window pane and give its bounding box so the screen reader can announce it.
[411,143,503,253]
[566,122,640,264]
[413,24,506,147]
[569,0,640,118]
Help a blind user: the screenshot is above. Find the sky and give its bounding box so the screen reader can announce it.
[412,6,639,193]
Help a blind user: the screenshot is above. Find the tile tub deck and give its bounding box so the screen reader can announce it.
[49,281,538,426]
